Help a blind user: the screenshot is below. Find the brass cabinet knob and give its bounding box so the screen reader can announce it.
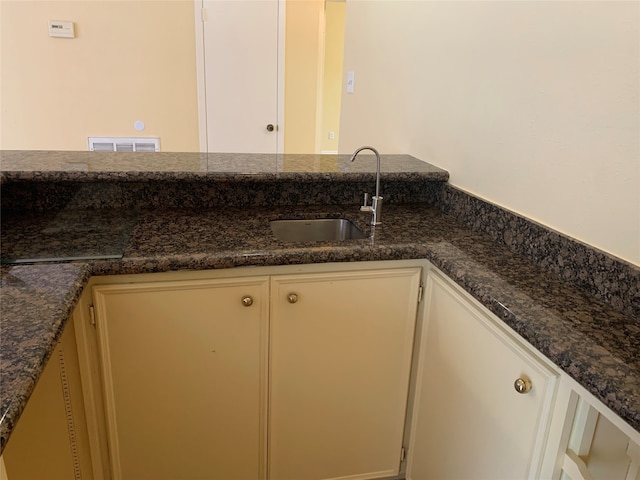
[287,293,298,304]
[514,377,532,394]
[242,296,254,307]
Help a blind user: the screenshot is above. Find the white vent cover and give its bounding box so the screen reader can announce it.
[88,137,160,152]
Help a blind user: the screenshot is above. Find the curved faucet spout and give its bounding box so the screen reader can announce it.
[350,146,383,225]
[350,145,381,200]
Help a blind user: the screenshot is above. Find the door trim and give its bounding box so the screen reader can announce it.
[194,0,207,153]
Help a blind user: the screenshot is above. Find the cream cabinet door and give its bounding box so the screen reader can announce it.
[407,269,558,480]
[269,268,421,480]
[93,277,270,480]
[2,320,93,480]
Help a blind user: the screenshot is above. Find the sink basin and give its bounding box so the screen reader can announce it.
[270,218,366,242]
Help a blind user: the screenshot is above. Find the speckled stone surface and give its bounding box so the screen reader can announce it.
[1,151,447,212]
[1,208,138,263]
[0,152,638,454]
[100,204,640,435]
[440,184,640,319]
[1,178,444,212]
[0,263,90,452]
[3,203,637,445]
[0,150,449,181]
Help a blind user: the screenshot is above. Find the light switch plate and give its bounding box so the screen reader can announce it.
[347,71,355,94]
[49,20,75,38]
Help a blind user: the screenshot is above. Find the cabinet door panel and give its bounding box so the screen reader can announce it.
[2,322,92,480]
[408,271,558,480]
[93,277,269,480]
[269,268,421,480]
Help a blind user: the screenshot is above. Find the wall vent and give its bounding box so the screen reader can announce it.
[88,137,160,152]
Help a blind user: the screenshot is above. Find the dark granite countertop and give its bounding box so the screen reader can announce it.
[0,152,637,454]
[0,151,449,182]
[0,263,91,450]
[1,203,638,453]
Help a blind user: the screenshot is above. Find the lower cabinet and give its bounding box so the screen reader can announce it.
[269,270,420,480]
[9,262,636,480]
[406,268,559,480]
[91,276,270,480]
[86,264,422,480]
[2,319,94,480]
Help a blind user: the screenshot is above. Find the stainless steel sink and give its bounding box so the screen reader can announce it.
[270,218,366,242]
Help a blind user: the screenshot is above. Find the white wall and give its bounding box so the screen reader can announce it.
[339,1,640,266]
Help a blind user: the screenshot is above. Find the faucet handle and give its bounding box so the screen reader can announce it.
[360,193,373,212]
[360,193,373,213]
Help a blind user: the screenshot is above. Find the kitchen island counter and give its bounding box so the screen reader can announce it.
[1,151,638,453]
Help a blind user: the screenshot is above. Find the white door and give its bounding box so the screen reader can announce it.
[201,0,281,153]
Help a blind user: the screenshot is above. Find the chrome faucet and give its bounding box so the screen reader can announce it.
[350,146,382,225]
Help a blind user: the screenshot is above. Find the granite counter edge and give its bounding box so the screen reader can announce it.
[1,244,637,454]
[0,263,91,453]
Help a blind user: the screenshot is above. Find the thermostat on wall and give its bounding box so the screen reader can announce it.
[48,20,75,38]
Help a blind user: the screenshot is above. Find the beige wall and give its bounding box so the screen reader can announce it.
[340,1,640,265]
[0,0,199,152]
[319,0,345,153]
[283,0,323,153]
[284,0,346,154]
